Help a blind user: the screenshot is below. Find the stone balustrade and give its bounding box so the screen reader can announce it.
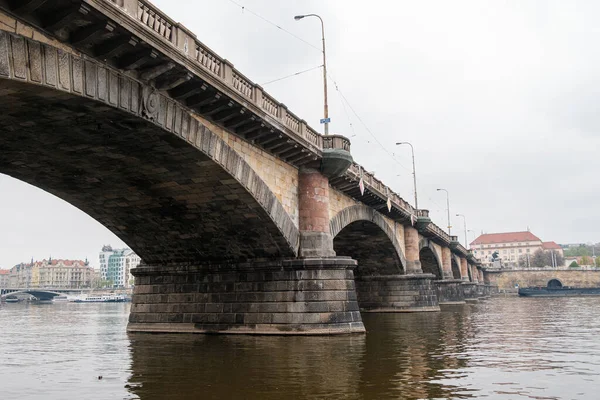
[98,0,461,252]
[322,135,351,152]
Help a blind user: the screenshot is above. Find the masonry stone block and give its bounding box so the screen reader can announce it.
[435,279,466,305]
[355,274,440,312]
[128,258,365,335]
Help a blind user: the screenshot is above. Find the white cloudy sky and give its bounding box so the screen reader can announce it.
[1,0,599,268]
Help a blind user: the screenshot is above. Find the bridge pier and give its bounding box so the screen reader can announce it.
[435,279,466,305]
[298,167,336,258]
[461,282,479,303]
[128,258,365,335]
[435,247,466,305]
[355,274,439,312]
[404,226,423,274]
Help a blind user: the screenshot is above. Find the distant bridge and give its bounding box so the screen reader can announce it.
[1,287,90,300]
[484,267,600,291]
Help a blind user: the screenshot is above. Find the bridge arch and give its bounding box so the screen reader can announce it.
[419,239,443,279]
[1,290,62,301]
[547,279,563,288]
[0,31,298,265]
[330,205,406,275]
[451,255,462,280]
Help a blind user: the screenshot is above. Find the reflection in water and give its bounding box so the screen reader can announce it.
[2,298,600,399]
[128,334,365,400]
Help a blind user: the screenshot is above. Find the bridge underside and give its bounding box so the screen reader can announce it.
[0,79,294,264]
[333,220,402,277]
[419,247,442,279]
[333,221,438,312]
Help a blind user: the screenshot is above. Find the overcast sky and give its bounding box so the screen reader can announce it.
[1,0,599,268]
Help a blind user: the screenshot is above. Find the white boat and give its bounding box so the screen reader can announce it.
[73,295,128,303]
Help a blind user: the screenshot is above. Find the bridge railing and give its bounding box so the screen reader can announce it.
[102,0,326,152]
[427,222,452,245]
[345,163,415,217]
[100,0,457,247]
[322,135,351,152]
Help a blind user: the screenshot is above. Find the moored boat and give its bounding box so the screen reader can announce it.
[518,287,600,297]
[73,295,128,303]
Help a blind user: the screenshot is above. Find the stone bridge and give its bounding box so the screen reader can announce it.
[1,288,74,300]
[483,267,600,291]
[0,0,490,335]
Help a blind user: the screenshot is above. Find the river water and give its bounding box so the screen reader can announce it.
[1,297,599,399]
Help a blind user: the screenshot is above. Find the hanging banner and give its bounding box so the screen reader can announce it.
[359,178,365,196]
[386,197,392,212]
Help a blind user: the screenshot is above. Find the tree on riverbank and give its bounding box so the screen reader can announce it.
[580,256,593,266]
[564,244,598,258]
[530,249,565,268]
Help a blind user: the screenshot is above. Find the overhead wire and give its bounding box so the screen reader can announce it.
[334,81,356,138]
[225,0,322,52]
[260,65,323,86]
[224,0,449,214]
[330,73,448,213]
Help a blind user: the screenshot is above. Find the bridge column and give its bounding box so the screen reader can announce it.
[129,259,366,335]
[460,258,479,302]
[470,264,479,283]
[298,168,336,257]
[435,247,466,305]
[460,257,469,281]
[475,266,490,299]
[403,226,423,274]
[441,247,453,279]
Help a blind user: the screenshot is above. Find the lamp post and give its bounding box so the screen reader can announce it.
[395,142,418,210]
[294,14,329,135]
[456,214,467,248]
[436,188,451,235]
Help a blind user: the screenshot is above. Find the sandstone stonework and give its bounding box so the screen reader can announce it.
[0,5,486,334]
[128,258,366,335]
[355,275,440,312]
[485,269,600,290]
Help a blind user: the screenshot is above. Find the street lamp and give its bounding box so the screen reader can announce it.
[456,214,467,248]
[436,188,451,235]
[294,13,329,135]
[395,142,418,210]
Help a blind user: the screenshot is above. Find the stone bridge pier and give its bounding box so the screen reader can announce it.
[130,154,364,335]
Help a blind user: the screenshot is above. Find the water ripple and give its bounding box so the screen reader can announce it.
[2,297,600,399]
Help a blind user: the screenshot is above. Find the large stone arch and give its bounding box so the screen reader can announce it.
[451,253,473,282]
[451,255,462,280]
[330,205,406,275]
[0,31,298,265]
[419,239,443,279]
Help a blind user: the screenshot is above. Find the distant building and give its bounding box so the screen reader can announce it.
[542,241,563,254]
[471,231,564,267]
[7,259,95,288]
[0,269,9,288]
[99,245,141,288]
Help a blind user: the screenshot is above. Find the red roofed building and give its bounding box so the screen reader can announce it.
[471,231,563,267]
[542,241,562,250]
